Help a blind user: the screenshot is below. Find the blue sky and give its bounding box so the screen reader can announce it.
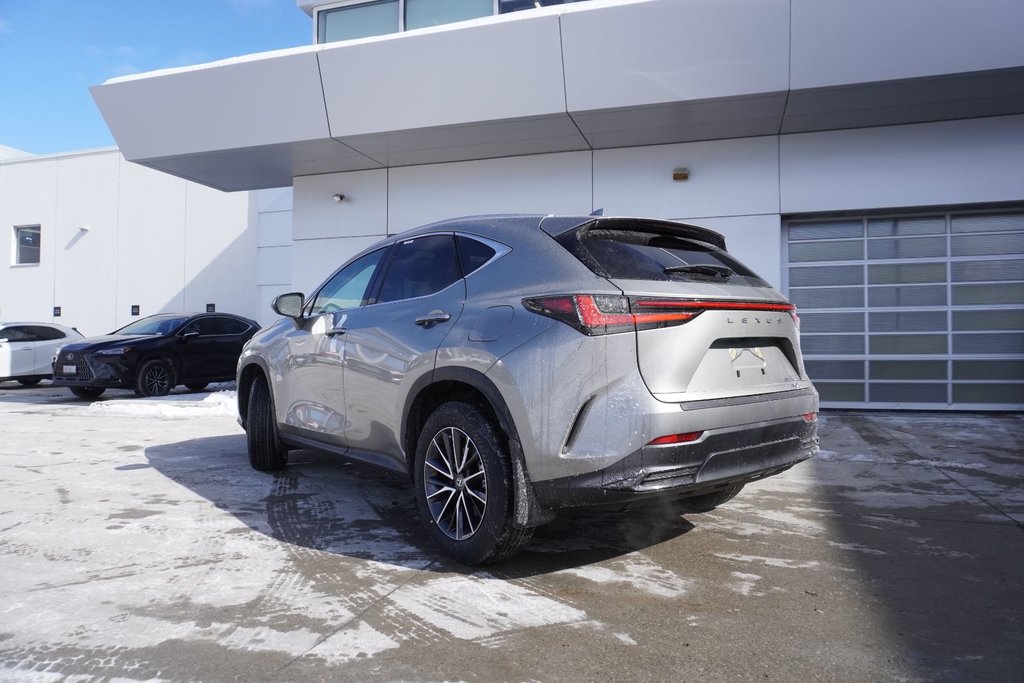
[0,0,311,155]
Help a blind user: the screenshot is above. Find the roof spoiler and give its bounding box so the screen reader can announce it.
[539,216,727,250]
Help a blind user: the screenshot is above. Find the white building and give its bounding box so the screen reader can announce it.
[0,146,296,335]
[12,0,1024,410]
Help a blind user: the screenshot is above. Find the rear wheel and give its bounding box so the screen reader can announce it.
[17,377,41,387]
[185,382,209,392]
[246,374,287,471]
[676,484,745,514]
[414,401,532,564]
[136,359,173,397]
[70,386,105,400]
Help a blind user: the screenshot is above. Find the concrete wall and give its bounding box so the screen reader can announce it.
[0,149,261,336]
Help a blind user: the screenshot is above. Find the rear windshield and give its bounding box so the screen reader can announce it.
[557,227,770,287]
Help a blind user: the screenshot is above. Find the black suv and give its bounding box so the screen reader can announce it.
[53,312,258,399]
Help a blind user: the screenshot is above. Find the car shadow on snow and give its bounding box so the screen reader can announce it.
[143,433,696,576]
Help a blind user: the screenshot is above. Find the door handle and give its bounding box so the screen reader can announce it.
[415,311,451,328]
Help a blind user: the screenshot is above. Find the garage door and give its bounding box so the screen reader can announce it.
[784,209,1024,410]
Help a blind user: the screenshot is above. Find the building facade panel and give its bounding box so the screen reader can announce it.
[386,152,593,233]
[561,0,790,111]
[182,185,256,318]
[780,115,1024,214]
[592,136,779,221]
[90,49,330,160]
[318,12,567,136]
[115,160,188,327]
[293,169,388,241]
[0,159,58,323]
[790,0,1024,89]
[53,153,121,335]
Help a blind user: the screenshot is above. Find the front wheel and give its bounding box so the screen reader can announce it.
[246,374,287,471]
[70,386,105,400]
[17,377,42,386]
[413,401,532,564]
[136,359,174,397]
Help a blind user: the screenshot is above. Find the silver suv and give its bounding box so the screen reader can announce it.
[237,215,818,563]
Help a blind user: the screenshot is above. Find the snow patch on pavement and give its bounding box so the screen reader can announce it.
[83,390,237,418]
[558,554,692,598]
[388,574,587,640]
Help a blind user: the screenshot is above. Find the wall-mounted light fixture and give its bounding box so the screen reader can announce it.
[672,168,690,181]
[332,193,346,203]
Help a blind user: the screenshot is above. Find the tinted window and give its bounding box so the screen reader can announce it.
[0,326,32,342]
[457,235,496,276]
[560,227,767,286]
[217,317,252,335]
[311,248,388,315]
[28,325,65,341]
[182,317,248,336]
[378,235,460,303]
[115,316,191,336]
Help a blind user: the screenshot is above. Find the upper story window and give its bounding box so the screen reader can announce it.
[315,0,591,44]
[14,225,40,265]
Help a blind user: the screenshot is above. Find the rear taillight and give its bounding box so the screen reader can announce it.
[522,295,700,335]
[523,295,796,336]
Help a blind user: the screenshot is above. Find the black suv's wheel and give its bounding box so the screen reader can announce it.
[70,386,105,399]
[17,377,42,386]
[414,401,532,564]
[136,359,174,397]
[185,382,209,392]
[676,484,745,514]
[246,374,287,471]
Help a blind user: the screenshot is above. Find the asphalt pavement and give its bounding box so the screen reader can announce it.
[0,382,1021,681]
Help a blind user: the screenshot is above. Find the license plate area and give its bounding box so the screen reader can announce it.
[63,365,77,374]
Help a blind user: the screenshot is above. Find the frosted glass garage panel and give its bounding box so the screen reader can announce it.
[868,285,947,307]
[785,208,1024,410]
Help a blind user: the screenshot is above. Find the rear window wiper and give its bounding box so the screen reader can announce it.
[664,264,734,279]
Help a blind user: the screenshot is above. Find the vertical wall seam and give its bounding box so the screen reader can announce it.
[113,156,122,327]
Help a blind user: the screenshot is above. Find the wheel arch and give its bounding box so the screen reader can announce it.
[237,357,272,430]
[402,367,552,528]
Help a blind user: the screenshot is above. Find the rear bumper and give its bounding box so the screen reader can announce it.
[531,416,818,511]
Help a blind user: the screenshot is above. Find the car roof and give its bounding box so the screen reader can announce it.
[0,321,79,330]
[391,214,727,250]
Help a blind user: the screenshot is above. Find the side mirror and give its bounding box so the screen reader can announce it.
[273,292,306,319]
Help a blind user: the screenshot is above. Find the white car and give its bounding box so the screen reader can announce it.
[0,322,84,386]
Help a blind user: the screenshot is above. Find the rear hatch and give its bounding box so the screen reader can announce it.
[545,217,808,402]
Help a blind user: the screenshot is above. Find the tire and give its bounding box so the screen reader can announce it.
[17,377,42,386]
[413,401,533,564]
[136,359,174,397]
[70,386,105,400]
[676,484,745,514]
[246,374,287,472]
[185,382,209,392]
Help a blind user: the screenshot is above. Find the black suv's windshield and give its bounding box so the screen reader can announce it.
[113,316,191,336]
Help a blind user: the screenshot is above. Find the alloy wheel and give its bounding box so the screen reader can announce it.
[143,365,171,395]
[423,426,487,540]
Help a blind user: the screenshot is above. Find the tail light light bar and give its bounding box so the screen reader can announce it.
[523,295,797,336]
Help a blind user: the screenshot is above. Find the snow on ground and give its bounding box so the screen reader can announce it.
[82,384,237,418]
